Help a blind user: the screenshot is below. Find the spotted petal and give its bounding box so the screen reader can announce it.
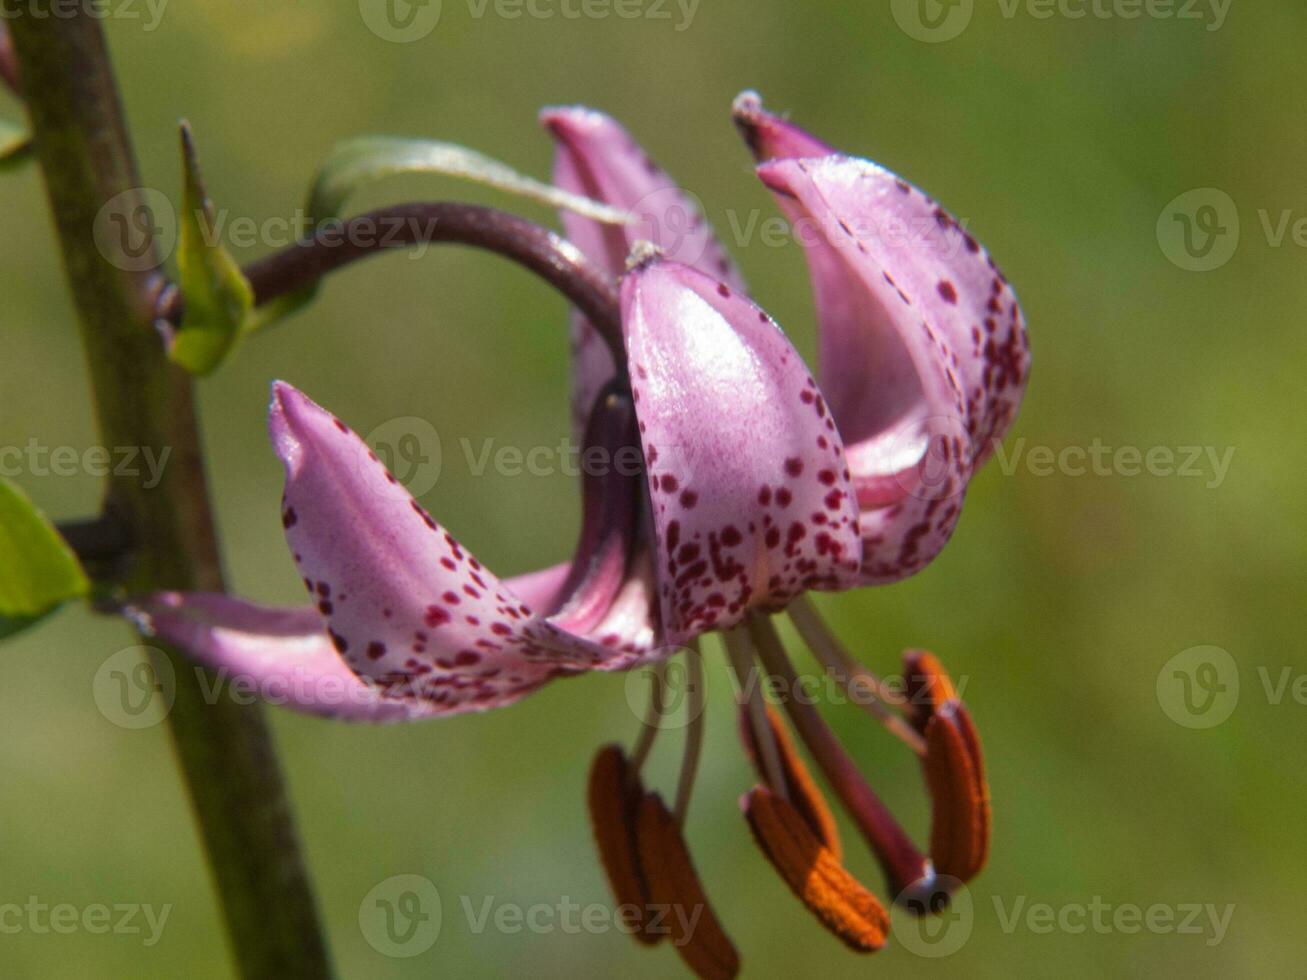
[736,98,1029,583]
[621,257,861,643]
[145,381,661,720]
[542,106,746,439]
[130,567,590,721]
[131,593,450,721]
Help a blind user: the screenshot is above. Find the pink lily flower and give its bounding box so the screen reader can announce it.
[131,94,1027,976]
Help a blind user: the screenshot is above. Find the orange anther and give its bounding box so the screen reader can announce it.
[587,744,661,945]
[636,793,740,980]
[738,705,842,859]
[923,701,991,883]
[742,786,889,953]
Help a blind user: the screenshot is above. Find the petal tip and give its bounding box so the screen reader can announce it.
[267,378,301,417]
[539,104,612,142]
[266,380,327,474]
[732,94,834,163]
[267,379,297,443]
[730,89,765,125]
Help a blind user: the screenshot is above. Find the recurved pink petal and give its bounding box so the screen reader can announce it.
[736,100,1028,583]
[742,97,1024,473]
[542,105,745,284]
[620,257,862,643]
[130,593,459,720]
[130,560,629,721]
[542,106,746,439]
[268,381,656,711]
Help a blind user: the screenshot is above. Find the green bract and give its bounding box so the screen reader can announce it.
[0,477,89,640]
[169,122,256,376]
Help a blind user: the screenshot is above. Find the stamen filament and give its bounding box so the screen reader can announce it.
[746,614,930,898]
[789,597,927,757]
[628,661,668,778]
[722,627,788,801]
[673,643,706,827]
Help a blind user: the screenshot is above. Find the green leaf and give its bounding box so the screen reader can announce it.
[252,136,632,331]
[304,136,630,228]
[169,121,255,376]
[0,117,32,170]
[0,478,90,640]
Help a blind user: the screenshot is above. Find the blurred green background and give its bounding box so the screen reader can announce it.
[2,0,1303,976]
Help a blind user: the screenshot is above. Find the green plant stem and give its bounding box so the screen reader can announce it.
[9,9,332,977]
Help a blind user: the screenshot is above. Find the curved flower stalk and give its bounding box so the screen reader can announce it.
[129,93,1027,977]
